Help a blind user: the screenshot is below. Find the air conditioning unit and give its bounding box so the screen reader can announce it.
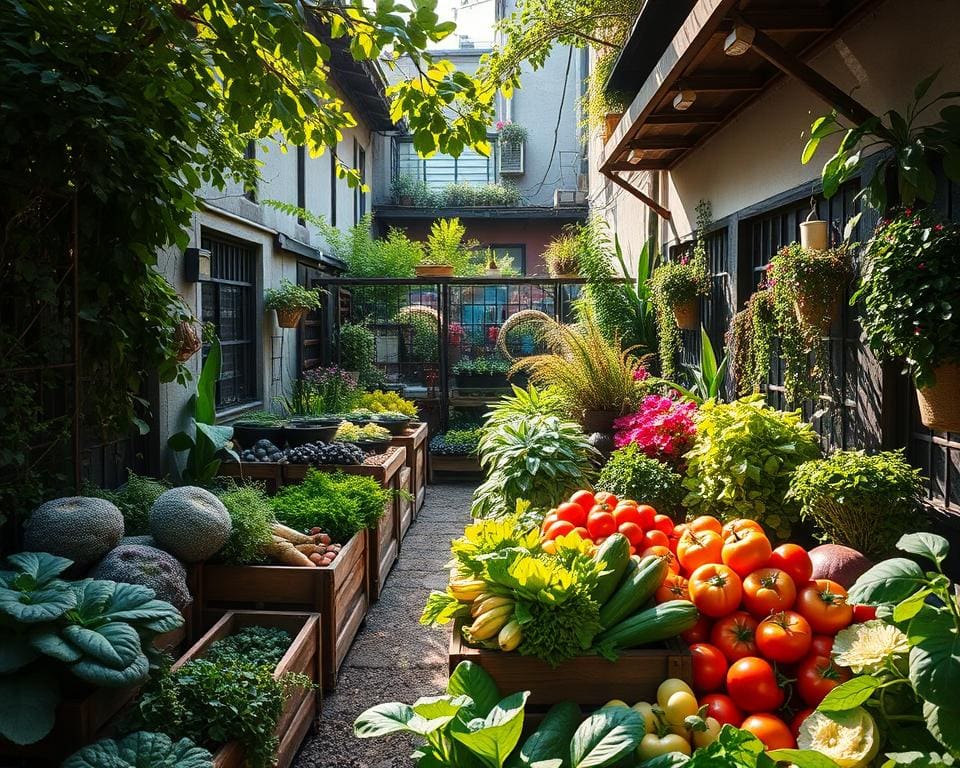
[554,189,587,207]
[499,141,525,175]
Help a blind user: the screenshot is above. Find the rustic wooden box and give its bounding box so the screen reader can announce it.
[429,453,482,482]
[172,610,321,768]
[281,445,406,487]
[218,461,283,494]
[398,466,412,540]
[199,531,368,691]
[448,622,692,712]
[391,421,428,515]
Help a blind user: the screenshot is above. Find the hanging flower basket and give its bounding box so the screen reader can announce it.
[793,288,841,336]
[173,320,201,362]
[672,300,700,331]
[275,308,305,328]
[916,363,960,433]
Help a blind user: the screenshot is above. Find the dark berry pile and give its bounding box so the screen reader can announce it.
[239,439,285,463]
[285,441,366,466]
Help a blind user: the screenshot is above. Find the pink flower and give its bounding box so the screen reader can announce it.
[612,395,697,469]
[495,120,505,131]
[934,224,944,232]
[633,366,650,381]
[680,256,690,266]
[918,263,925,270]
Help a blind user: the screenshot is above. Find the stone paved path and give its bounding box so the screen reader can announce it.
[294,481,472,768]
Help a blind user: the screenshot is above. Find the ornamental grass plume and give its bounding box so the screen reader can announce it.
[612,395,697,469]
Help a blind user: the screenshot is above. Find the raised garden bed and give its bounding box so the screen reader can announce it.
[199,531,368,691]
[172,610,321,768]
[218,460,283,494]
[390,421,428,514]
[429,453,482,482]
[399,466,412,539]
[448,620,692,714]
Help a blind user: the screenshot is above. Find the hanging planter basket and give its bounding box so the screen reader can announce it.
[173,320,201,363]
[415,264,454,278]
[800,220,829,250]
[916,363,960,433]
[275,308,305,328]
[794,289,841,336]
[672,300,700,331]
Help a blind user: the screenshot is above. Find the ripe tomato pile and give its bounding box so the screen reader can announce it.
[540,490,676,553]
[648,514,869,750]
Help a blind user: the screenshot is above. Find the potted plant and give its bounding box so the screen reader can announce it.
[452,354,512,390]
[390,173,416,206]
[230,410,286,449]
[496,120,527,147]
[414,248,454,278]
[543,232,580,277]
[264,279,321,328]
[854,210,960,432]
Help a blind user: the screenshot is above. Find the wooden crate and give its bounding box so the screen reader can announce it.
[391,421,428,515]
[429,453,482,482]
[448,622,692,713]
[281,445,406,487]
[199,531,368,691]
[172,610,321,768]
[218,461,283,494]
[398,466,412,540]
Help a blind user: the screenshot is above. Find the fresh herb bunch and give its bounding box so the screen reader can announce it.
[768,242,853,404]
[453,356,511,376]
[472,414,598,518]
[263,279,321,312]
[206,626,292,669]
[132,657,311,768]
[271,469,387,541]
[787,449,924,559]
[83,472,168,536]
[596,444,686,519]
[430,428,483,456]
[214,483,275,565]
[854,210,960,387]
[682,395,821,540]
[612,395,697,469]
[358,390,417,417]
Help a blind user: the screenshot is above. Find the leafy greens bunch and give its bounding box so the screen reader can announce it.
[0,552,183,746]
[63,731,214,768]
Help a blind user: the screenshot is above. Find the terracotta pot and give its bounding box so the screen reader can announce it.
[672,300,699,331]
[581,409,620,435]
[275,308,305,328]
[415,264,454,278]
[916,362,960,433]
[794,289,841,335]
[603,113,623,143]
[800,220,829,250]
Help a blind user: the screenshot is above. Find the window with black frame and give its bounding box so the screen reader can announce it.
[489,244,525,274]
[200,234,258,410]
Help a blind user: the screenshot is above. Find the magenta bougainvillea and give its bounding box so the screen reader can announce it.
[613,395,697,468]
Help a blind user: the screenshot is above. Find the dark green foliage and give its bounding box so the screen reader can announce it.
[214,484,275,565]
[206,626,292,669]
[340,323,376,374]
[84,473,169,536]
[62,731,214,768]
[430,428,483,456]
[596,445,686,519]
[453,356,511,376]
[270,470,388,542]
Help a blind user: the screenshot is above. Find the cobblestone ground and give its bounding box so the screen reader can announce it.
[294,481,473,768]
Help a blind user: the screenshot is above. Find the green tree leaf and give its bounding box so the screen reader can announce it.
[569,707,644,768]
[451,690,530,768]
[354,702,418,737]
[448,660,502,718]
[897,532,950,565]
[909,621,960,708]
[817,676,882,712]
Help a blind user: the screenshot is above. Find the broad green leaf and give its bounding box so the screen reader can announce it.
[817,676,881,712]
[70,650,149,687]
[893,589,931,623]
[508,700,581,768]
[62,622,142,668]
[0,666,60,745]
[354,702,419,737]
[448,660,501,718]
[915,69,942,101]
[883,751,957,767]
[923,701,960,754]
[802,137,821,164]
[195,422,235,451]
[413,694,472,727]
[570,707,643,768]
[909,623,960,708]
[29,629,83,662]
[767,749,840,768]
[847,558,926,605]
[195,337,222,425]
[843,212,862,242]
[167,431,195,451]
[897,532,949,565]
[421,590,468,626]
[0,584,76,623]
[637,754,690,768]
[5,551,73,585]
[451,691,529,768]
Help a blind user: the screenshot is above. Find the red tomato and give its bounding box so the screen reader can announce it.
[726,657,784,713]
[569,490,596,513]
[767,543,813,588]
[853,604,878,622]
[796,579,854,634]
[617,521,645,546]
[642,545,679,574]
[791,708,814,739]
[681,615,712,644]
[688,563,743,618]
[741,713,796,750]
[711,612,759,662]
[688,515,723,535]
[701,693,744,728]
[586,509,617,539]
[690,642,728,693]
[653,514,675,534]
[796,654,850,707]
[656,573,690,603]
[641,529,670,549]
[676,529,724,573]
[612,504,642,528]
[742,568,797,617]
[544,520,575,540]
[809,634,834,658]
[594,491,619,509]
[556,502,587,528]
[635,504,657,529]
[755,610,812,664]
[618,498,639,508]
[542,512,558,529]
[721,518,765,538]
[571,526,591,540]
[722,530,773,578]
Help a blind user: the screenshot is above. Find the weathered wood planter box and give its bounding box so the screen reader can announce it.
[218,460,283,494]
[399,466,413,540]
[199,531,368,691]
[429,453,482,482]
[172,610,321,768]
[448,622,692,713]
[390,421,428,514]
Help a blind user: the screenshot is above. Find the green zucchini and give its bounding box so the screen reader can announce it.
[592,533,631,604]
[507,700,581,768]
[598,554,670,630]
[595,599,700,650]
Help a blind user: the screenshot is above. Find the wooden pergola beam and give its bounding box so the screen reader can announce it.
[627,136,698,150]
[646,111,725,126]
[607,161,670,172]
[677,74,766,92]
[601,169,672,219]
[719,9,834,33]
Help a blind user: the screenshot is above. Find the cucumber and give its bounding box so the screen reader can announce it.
[592,533,631,604]
[598,554,670,630]
[507,700,581,768]
[595,599,700,650]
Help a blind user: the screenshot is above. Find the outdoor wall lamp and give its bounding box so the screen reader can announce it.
[673,89,697,111]
[184,247,211,282]
[724,24,756,56]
